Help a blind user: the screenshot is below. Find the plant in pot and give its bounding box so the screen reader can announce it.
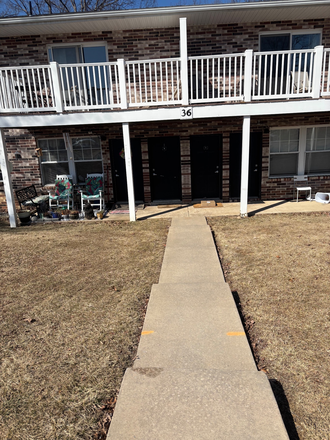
[84,203,95,220]
[62,209,70,220]
[18,210,31,224]
[69,210,79,220]
[96,210,104,219]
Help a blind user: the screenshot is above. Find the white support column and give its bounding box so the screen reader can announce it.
[240,116,251,218]
[244,50,253,102]
[312,46,324,99]
[180,17,189,105]
[118,59,128,110]
[122,122,136,221]
[0,129,17,227]
[50,62,64,113]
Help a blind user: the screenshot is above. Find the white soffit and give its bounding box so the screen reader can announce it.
[0,0,330,37]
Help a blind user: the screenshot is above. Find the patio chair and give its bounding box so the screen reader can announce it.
[293,175,312,202]
[291,71,309,94]
[80,173,104,213]
[48,175,74,209]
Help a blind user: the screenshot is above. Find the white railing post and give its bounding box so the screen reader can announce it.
[180,17,189,105]
[0,129,17,227]
[240,116,251,218]
[312,45,324,99]
[50,62,64,113]
[244,49,253,102]
[118,59,128,109]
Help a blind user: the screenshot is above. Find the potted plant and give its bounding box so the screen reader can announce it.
[17,210,31,224]
[62,209,70,220]
[69,210,79,220]
[96,210,104,219]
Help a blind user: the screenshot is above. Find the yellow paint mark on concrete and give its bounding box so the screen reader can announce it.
[141,331,154,335]
[227,332,245,336]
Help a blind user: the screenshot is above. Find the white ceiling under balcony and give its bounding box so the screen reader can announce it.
[0,0,330,37]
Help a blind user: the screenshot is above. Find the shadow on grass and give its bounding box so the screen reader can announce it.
[269,379,301,440]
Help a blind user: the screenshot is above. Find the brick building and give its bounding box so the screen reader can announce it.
[0,0,330,224]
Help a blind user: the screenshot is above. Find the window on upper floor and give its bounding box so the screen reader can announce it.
[269,126,330,178]
[260,31,321,52]
[39,136,103,185]
[48,44,107,64]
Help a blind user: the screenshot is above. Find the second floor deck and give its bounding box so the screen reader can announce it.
[0,46,329,117]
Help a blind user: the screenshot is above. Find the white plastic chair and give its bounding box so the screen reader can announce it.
[294,175,312,202]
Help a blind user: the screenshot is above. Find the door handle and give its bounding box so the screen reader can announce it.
[115,174,120,177]
[214,170,219,174]
[153,173,157,176]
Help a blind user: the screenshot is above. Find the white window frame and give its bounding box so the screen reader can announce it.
[39,135,103,185]
[259,29,323,51]
[47,42,109,63]
[269,125,330,178]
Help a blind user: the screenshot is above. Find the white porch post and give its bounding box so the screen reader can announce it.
[240,116,251,218]
[122,122,136,221]
[0,129,17,227]
[180,17,189,105]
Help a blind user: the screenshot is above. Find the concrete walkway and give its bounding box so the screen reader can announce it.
[107,216,290,439]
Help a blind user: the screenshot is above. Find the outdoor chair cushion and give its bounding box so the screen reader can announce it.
[84,176,103,196]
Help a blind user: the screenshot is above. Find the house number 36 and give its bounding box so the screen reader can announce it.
[180,107,193,119]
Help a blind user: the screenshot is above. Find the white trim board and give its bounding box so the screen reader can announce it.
[0,100,329,129]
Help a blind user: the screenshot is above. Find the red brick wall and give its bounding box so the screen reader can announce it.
[1,113,330,212]
[0,19,329,67]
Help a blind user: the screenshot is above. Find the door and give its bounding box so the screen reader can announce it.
[229,132,262,199]
[110,139,144,202]
[148,137,181,201]
[190,135,222,199]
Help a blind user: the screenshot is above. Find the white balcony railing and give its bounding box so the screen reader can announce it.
[0,65,55,112]
[0,46,328,115]
[59,62,121,111]
[126,58,181,106]
[322,48,330,96]
[188,53,245,103]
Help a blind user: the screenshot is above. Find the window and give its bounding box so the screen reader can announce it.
[48,44,107,64]
[260,31,321,52]
[269,126,330,177]
[269,129,299,176]
[39,136,103,185]
[305,127,330,174]
[72,137,103,184]
[40,138,70,184]
[259,31,321,94]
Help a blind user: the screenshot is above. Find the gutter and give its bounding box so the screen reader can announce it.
[0,0,329,27]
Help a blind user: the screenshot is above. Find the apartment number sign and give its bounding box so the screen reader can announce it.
[180,107,193,119]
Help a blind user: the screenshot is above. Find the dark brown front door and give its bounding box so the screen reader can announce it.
[229,132,262,199]
[110,139,144,202]
[190,134,222,200]
[148,137,182,201]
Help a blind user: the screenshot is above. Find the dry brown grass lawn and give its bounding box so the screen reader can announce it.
[208,213,330,440]
[0,219,169,440]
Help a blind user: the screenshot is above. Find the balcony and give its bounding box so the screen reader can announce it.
[0,47,329,115]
